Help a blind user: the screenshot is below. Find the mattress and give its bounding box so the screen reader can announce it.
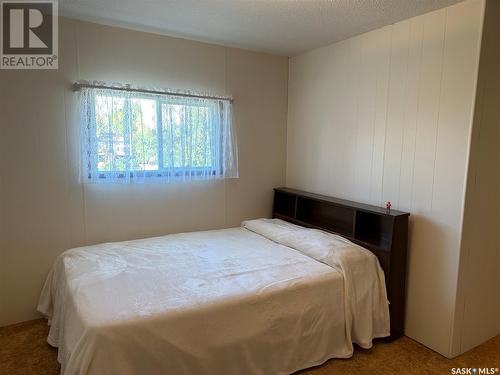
[38,219,389,375]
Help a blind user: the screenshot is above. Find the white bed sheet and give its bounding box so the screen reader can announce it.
[38,221,388,375]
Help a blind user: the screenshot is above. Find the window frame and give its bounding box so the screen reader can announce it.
[88,91,219,181]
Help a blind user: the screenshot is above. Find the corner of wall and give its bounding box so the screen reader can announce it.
[451,0,500,357]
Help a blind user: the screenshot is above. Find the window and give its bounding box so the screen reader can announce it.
[79,85,238,183]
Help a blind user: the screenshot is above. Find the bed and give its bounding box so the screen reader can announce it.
[38,189,409,375]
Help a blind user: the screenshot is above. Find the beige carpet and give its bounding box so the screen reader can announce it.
[1,319,499,375]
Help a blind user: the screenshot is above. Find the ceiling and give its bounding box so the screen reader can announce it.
[60,0,464,56]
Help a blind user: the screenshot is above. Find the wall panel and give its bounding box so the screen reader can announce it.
[287,0,483,357]
[454,0,500,356]
[0,18,288,326]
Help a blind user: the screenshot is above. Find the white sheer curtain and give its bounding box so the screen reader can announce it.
[79,85,237,183]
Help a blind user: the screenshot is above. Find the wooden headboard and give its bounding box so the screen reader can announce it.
[272,187,409,340]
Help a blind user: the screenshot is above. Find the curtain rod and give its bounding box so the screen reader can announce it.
[73,82,234,103]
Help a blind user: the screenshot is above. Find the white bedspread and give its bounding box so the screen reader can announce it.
[38,220,389,375]
[243,219,390,348]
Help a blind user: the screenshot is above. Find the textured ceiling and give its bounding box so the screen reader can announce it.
[60,0,464,56]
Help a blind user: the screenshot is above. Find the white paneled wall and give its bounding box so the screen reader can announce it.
[453,0,500,356]
[287,0,484,357]
[0,18,288,326]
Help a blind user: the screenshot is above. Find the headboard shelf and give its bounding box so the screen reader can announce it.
[273,187,409,340]
[275,187,408,217]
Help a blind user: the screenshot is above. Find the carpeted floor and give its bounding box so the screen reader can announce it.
[1,319,499,375]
